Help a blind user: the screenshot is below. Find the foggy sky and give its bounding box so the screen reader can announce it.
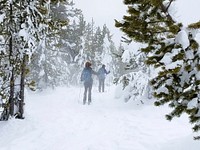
[73,0,126,46]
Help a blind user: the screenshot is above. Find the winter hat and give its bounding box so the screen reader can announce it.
[85,61,92,67]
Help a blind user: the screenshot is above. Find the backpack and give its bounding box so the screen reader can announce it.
[81,68,92,82]
[98,68,105,79]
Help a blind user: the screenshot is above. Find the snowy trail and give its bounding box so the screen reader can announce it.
[0,86,200,150]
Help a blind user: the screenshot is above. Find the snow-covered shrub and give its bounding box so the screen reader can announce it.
[115,70,151,104]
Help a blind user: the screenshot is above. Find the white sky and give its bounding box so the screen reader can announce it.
[73,0,200,46]
[174,0,200,25]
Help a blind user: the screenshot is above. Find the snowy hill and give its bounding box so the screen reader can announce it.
[0,85,200,150]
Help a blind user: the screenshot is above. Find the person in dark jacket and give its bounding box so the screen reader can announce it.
[81,62,97,105]
[97,64,110,92]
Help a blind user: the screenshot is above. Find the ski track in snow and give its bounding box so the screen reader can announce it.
[0,86,200,150]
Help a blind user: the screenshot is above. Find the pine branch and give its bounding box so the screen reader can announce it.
[166,0,175,11]
[0,0,7,10]
[160,2,175,23]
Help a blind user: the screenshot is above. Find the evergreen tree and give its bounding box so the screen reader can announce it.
[29,0,81,88]
[82,20,96,64]
[0,0,60,119]
[116,0,200,138]
[112,43,126,79]
[113,42,150,104]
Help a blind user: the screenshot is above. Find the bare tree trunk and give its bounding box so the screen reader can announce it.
[17,56,26,119]
[9,69,15,117]
[8,3,15,117]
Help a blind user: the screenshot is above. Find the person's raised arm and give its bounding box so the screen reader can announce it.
[105,68,110,74]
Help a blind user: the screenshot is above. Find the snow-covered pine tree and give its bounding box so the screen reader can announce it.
[75,20,101,67]
[112,43,126,80]
[116,0,200,138]
[29,0,82,88]
[99,24,117,84]
[0,0,56,119]
[81,20,96,64]
[112,42,149,104]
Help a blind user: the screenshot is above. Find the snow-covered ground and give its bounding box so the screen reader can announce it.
[0,85,200,150]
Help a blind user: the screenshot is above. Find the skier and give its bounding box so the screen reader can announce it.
[80,61,97,105]
[97,64,110,92]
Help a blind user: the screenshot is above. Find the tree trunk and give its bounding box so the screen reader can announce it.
[9,69,15,117]
[8,3,15,117]
[17,56,26,119]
